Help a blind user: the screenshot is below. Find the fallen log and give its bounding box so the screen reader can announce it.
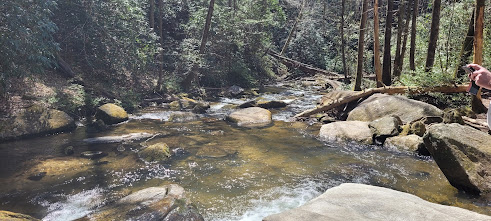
[294,85,469,118]
[267,49,338,77]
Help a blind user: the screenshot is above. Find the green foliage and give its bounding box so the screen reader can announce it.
[0,0,59,88]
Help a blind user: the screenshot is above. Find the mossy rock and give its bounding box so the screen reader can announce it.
[96,103,128,125]
[0,105,75,141]
[410,121,426,137]
[443,109,464,125]
[139,143,171,162]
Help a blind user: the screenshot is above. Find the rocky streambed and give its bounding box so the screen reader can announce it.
[0,81,490,220]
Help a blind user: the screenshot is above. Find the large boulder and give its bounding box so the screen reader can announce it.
[226,107,272,128]
[263,183,491,221]
[384,135,429,155]
[95,103,128,125]
[0,210,39,221]
[86,184,204,221]
[347,94,443,123]
[423,123,491,195]
[0,105,75,141]
[319,121,373,145]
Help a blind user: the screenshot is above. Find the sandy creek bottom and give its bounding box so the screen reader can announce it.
[0,93,490,220]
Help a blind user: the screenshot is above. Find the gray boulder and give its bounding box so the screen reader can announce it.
[263,183,491,221]
[369,116,401,139]
[96,103,128,125]
[226,107,272,128]
[0,105,75,141]
[423,123,491,195]
[319,121,373,145]
[384,135,429,155]
[347,94,443,123]
[87,184,204,221]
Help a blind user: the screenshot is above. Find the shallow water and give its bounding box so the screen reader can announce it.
[0,85,489,220]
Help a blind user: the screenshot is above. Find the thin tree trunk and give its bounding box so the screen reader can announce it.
[454,11,474,79]
[156,0,164,91]
[382,0,394,85]
[374,0,383,87]
[354,0,369,91]
[424,0,441,72]
[471,0,487,113]
[149,0,155,29]
[393,0,406,77]
[340,0,348,82]
[394,0,412,77]
[409,0,418,70]
[199,0,215,54]
[280,1,304,55]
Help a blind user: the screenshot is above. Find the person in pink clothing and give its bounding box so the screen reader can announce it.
[467,64,491,129]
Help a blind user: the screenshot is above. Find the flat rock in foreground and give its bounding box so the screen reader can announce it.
[226,107,272,128]
[263,183,490,221]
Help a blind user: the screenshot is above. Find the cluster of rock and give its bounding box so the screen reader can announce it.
[318,93,491,195]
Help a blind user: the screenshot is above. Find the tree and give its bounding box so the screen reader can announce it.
[280,1,305,56]
[424,0,441,72]
[393,0,411,77]
[149,0,155,29]
[471,0,487,113]
[354,0,369,91]
[453,11,474,79]
[393,0,407,77]
[157,0,164,90]
[382,0,394,86]
[373,0,382,87]
[199,0,216,53]
[340,0,348,82]
[409,0,418,70]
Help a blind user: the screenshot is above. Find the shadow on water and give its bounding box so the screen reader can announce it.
[0,85,490,220]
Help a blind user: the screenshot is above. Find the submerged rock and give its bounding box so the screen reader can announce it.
[82,132,155,144]
[0,210,39,221]
[196,146,237,158]
[95,103,128,125]
[86,184,204,221]
[347,94,443,123]
[226,107,272,128]
[319,121,373,145]
[263,183,491,221]
[384,135,428,155]
[423,123,491,195]
[257,100,287,109]
[139,142,171,162]
[169,112,199,123]
[80,151,108,160]
[0,105,75,141]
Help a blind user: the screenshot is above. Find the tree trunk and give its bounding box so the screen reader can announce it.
[340,0,348,82]
[294,85,470,118]
[394,0,412,77]
[409,0,418,70]
[156,0,164,91]
[373,0,383,87]
[424,0,441,72]
[393,0,406,77]
[149,0,154,29]
[453,11,474,79]
[199,0,215,54]
[471,0,487,114]
[280,1,304,55]
[354,0,369,91]
[382,0,394,85]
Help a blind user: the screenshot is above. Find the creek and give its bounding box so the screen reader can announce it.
[0,83,489,220]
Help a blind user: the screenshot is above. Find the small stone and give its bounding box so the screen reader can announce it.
[410,121,426,137]
[64,146,74,155]
[28,172,47,181]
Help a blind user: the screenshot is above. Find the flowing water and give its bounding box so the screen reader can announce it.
[0,84,489,220]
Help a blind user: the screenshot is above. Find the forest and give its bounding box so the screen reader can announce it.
[1,0,489,117]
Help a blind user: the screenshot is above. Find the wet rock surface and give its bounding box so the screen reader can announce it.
[384,135,428,155]
[263,183,491,221]
[139,142,171,162]
[84,184,204,221]
[423,123,491,195]
[0,210,39,221]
